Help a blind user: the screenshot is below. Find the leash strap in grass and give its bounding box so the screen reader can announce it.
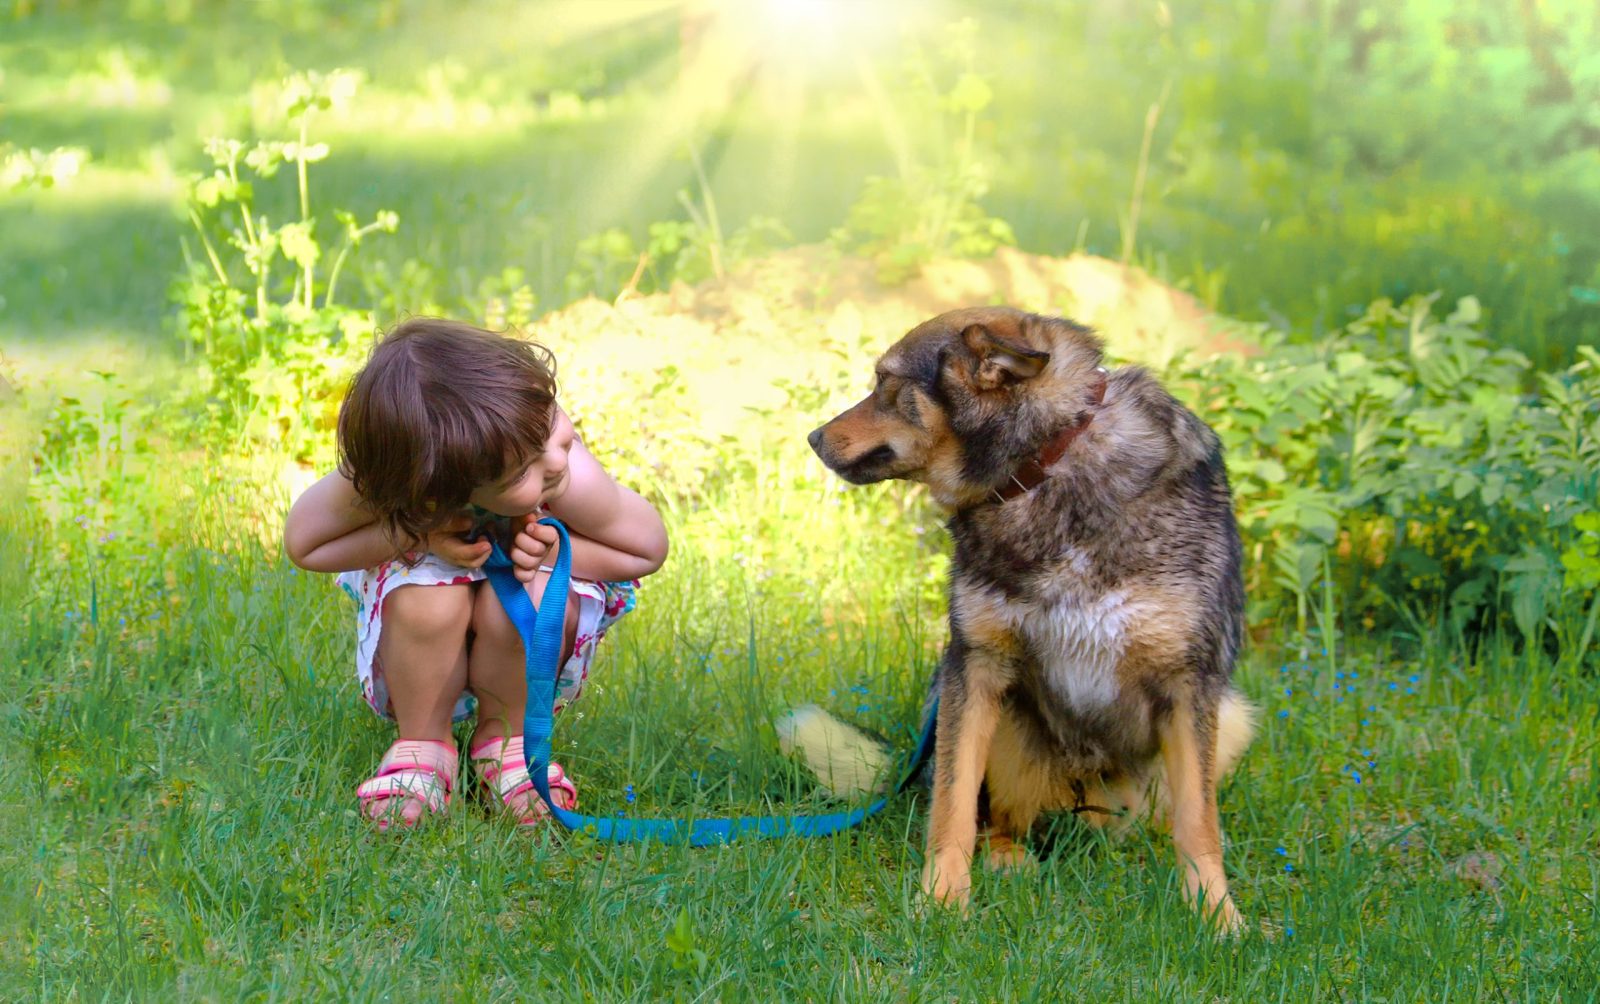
[482,515,937,846]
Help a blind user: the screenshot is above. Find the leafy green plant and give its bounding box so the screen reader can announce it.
[25,370,171,554]
[472,266,538,331]
[174,69,397,465]
[663,906,708,977]
[830,17,1015,284]
[1165,297,1600,654]
[563,145,792,302]
[1,145,89,190]
[564,227,643,302]
[1560,511,1600,668]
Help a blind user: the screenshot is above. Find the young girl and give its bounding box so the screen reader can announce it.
[284,318,668,829]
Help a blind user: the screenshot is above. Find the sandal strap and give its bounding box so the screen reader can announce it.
[378,739,459,781]
[357,771,449,813]
[356,739,458,815]
[469,735,578,809]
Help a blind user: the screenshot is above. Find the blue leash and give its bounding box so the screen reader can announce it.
[481,516,936,846]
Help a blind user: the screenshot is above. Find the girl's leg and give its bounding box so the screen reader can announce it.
[377,582,473,741]
[467,569,579,745]
[364,582,473,826]
[467,571,580,822]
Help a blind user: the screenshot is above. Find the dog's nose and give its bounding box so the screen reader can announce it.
[807,427,824,451]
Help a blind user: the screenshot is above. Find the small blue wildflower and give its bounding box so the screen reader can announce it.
[624,784,636,804]
[1332,684,1341,692]
[1334,672,1343,680]
[1278,710,1290,719]
[1275,846,1288,856]
[1368,705,1377,711]
[1285,926,1295,936]
[1285,863,1294,873]
[1284,688,1293,696]
[1351,771,1363,784]
[1405,687,1415,695]
[1361,719,1370,727]
[1408,674,1420,684]
[1361,749,1372,757]
[1280,665,1289,674]
[289,568,297,576]
[1350,671,1359,679]
[1388,683,1398,692]
[857,704,871,714]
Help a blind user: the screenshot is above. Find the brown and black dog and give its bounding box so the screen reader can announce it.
[808,306,1255,931]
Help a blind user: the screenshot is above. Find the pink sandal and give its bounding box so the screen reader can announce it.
[355,739,458,831]
[469,734,578,826]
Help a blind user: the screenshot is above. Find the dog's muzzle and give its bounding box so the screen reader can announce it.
[810,426,897,484]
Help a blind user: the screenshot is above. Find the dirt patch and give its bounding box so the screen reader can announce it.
[532,244,1257,438]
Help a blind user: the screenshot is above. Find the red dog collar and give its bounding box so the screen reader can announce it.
[988,367,1109,505]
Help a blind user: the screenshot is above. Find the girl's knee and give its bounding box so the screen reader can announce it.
[385,584,473,639]
[472,579,581,657]
[471,583,518,643]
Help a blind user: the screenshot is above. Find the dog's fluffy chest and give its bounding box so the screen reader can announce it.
[971,573,1136,713]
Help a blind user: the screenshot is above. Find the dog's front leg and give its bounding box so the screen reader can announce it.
[1159,692,1244,934]
[922,646,1006,908]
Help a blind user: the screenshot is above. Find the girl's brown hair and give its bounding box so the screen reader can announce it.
[337,317,557,545]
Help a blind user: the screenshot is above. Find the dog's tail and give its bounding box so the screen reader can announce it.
[775,704,897,799]
[1215,688,1257,778]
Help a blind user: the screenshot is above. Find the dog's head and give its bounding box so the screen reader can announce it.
[807,307,1105,507]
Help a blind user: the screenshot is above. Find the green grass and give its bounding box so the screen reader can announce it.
[4,469,1598,1001]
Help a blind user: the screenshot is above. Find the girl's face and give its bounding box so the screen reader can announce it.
[469,405,575,516]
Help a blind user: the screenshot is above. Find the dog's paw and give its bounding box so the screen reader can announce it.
[1206,896,1247,938]
[983,840,1038,875]
[920,857,972,909]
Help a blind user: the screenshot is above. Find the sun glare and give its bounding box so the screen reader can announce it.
[535,0,936,254]
[702,0,912,80]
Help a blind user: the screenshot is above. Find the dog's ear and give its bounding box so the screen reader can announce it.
[962,323,1050,390]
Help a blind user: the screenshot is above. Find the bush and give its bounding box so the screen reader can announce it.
[1162,295,1599,661]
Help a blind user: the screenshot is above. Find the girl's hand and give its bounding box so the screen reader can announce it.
[509,517,560,583]
[425,513,492,569]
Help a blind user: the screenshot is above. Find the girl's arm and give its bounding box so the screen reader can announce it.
[284,470,490,572]
[533,438,668,582]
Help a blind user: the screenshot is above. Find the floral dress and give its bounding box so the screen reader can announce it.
[337,553,638,722]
